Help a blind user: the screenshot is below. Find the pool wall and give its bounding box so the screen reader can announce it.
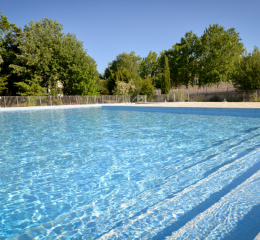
[102,106,260,118]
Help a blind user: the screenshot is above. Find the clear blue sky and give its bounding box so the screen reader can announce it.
[1,0,259,74]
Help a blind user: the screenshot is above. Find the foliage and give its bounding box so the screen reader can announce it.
[139,51,158,80]
[15,74,46,96]
[0,55,7,94]
[0,75,8,95]
[0,13,23,95]
[0,13,255,96]
[0,11,17,49]
[140,76,155,95]
[172,31,199,87]
[9,18,99,95]
[232,46,260,90]
[0,54,2,70]
[104,51,143,94]
[197,24,244,85]
[98,79,110,95]
[161,56,171,94]
[113,79,139,95]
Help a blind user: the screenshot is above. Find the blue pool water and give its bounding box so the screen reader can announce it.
[1,106,260,239]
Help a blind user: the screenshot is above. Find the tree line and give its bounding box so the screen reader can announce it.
[0,11,259,96]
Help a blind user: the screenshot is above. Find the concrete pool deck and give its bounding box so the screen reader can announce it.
[134,102,260,108]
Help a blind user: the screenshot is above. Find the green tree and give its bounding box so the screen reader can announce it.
[139,51,158,81]
[161,56,171,94]
[104,51,142,93]
[10,18,99,95]
[172,31,199,88]
[98,80,109,95]
[0,12,22,95]
[15,74,46,96]
[0,55,8,94]
[140,76,155,95]
[0,11,16,50]
[198,24,244,86]
[1,26,23,95]
[0,54,2,70]
[232,46,260,90]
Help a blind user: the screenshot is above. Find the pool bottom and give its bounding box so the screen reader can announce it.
[1,107,260,239]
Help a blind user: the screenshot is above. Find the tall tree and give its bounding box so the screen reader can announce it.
[0,54,7,94]
[161,56,171,94]
[232,46,260,90]
[0,11,16,50]
[139,51,158,82]
[172,31,199,88]
[158,50,179,88]
[10,18,99,95]
[198,24,244,86]
[0,12,22,95]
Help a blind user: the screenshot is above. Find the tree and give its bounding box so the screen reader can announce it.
[0,12,22,95]
[198,24,244,86]
[0,55,8,94]
[98,80,109,95]
[113,79,138,95]
[172,31,199,88]
[104,51,142,94]
[161,56,171,94]
[232,46,260,90]
[140,76,154,95]
[0,11,17,50]
[10,18,99,95]
[0,54,2,71]
[15,74,46,96]
[139,51,158,81]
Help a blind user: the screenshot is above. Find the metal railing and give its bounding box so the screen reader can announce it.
[0,95,131,108]
[1,90,260,108]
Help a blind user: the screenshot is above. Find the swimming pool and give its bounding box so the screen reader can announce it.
[1,106,260,239]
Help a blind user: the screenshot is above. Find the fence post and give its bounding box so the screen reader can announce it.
[174,94,175,102]
[28,96,30,106]
[40,96,41,106]
[256,90,258,102]
[188,93,189,102]
[4,96,6,108]
[69,96,71,105]
[116,95,117,103]
[243,92,245,102]
[16,96,18,106]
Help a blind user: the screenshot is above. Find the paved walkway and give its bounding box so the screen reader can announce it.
[135,102,260,108]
